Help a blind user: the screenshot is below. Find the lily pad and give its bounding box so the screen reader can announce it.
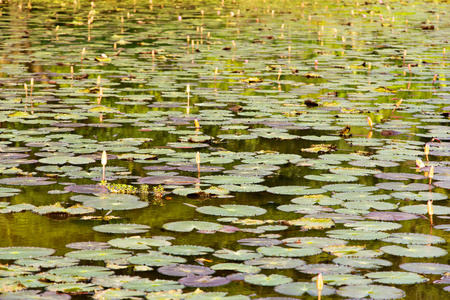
[274,282,335,297]
[0,247,55,260]
[92,223,150,234]
[244,274,293,286]
[163,221,223,232]
[196,205,266,217]
[365,271,428,284]
[380,245,447,258]
[337,284,405,299]
[399,263,450,275]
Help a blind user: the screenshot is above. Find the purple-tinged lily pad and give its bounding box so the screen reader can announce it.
[366,211,420,221]
[157,264,215,277]
[178,275,230,287]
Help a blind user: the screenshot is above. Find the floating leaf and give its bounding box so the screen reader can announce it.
[333,257,392,269]
[15,256,79,268]
[92,223,150,234]
[46,283,101,293]
[159,245,215,256]
[326,229,389,240]
[267,186,325,195]
[91,275,142,288]
[400,263,450,275]
[127,251,186,267]
[213,249,262,261]
[196,205,266,217]
[49,266,114,278]
[390,191,448,201]
[90,289,145,300]
[343,221,402,231]
[123,278,184,292]
[257,246,321,257]
[163,221,223,232]
[201,175,264,185]
[211,263,261,274]
[315,274,372,286]
[297,263,355,275]
[244,257,305,269]
[282,237,347,248]
[380,245,447,258]
[365,271,428,284]
[376,182,430,191]
[244,274,293,286]
[108,237,171,250]
[158,264,215,277]
[337,284,405,299]
[286,217,335,229]
[65,249,131,261]
[274,282,335,297]
[304,174,358,182]
[400,204,450,215]
[0,247,55,260]
[323,245,382,258]
[381,233,445,245]
[366,211,420,221]
[179,275,230,287]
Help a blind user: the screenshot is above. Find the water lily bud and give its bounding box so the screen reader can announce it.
[415,159,425,169]
[395,98,403,107]
[428,165,434,179]
[424,144,429,155]
[194,119,200,129]
[186,84,190,94]
[196,152,201,165]
[101,150,107,165]
[316,273,323,291]
[427,200,433,216]
[367,116,373,128]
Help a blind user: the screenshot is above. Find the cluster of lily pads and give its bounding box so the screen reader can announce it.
[0,0,450,299]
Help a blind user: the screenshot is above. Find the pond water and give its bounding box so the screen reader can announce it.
[0,0,449,299]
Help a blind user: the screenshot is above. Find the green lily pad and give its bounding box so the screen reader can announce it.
[49,266,114,278]
[159,245,215,256]
[0,247,55,260]
[381,233,445,245]
[391,191,448,201]
[244,257,305,269]
[343,221,402,231]
[65,249,131,261]
[365,271,428,284]
[122,279,184,292]
[213,249,262,261]
[108,237,171,250]
[333,257,392,269]
[15,256,79,268]
[92,223,150,234]
[162,221,223,232]
[399,263,450,275]
[244,274,293,286]
[380,245,447,258]
[326,229,390,240]
[315,274,372,286]
[211,263,261,274]
[337,284,405,299]
[46,283,102,293]
[267,186,326,195]
[196,205,266,217]
[39,156,95,165]
[127,251,186,267]
[400,204,450,215]
[274,282,335,297]
[304,173,358,182]
[256,246,322,257]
